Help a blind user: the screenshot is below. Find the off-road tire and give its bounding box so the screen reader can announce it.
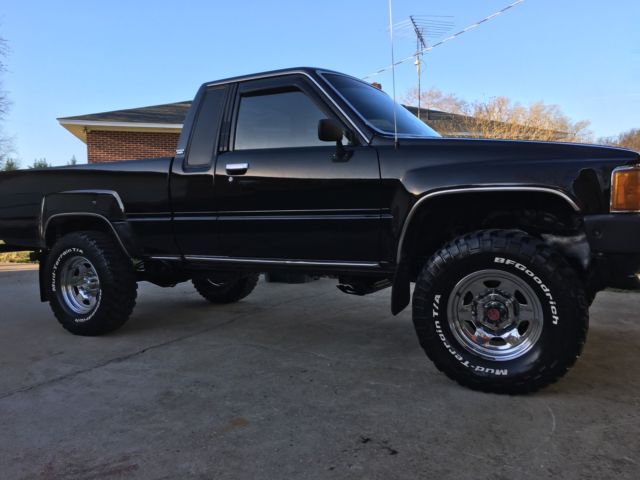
[412,229,588,394]
[45,231,137,336]
[193,274,259,304]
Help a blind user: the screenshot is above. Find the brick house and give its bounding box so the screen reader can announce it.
[58,102,474,164]
[58,102,190,163]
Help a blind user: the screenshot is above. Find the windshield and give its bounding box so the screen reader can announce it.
[323,73,440,138]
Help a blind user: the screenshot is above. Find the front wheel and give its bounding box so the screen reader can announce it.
[412,230,588,394]
[45,231,137,336]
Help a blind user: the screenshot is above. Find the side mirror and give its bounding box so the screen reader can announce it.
[318,118,344,142]
[318,118,353,161]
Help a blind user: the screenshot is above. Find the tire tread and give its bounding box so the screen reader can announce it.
[47,231,137,336]
[413,229,588,394]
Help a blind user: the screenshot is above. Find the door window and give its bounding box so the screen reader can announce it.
[234,90,329,150]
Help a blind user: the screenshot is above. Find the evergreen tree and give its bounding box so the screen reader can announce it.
[29,158,50,169]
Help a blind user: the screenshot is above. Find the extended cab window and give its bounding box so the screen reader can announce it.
[187,86,227,167]
[234,90,328,150]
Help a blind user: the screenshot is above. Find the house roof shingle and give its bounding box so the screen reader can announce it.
[58,101,192,125]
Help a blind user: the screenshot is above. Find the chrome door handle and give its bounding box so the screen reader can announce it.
[225,163,249,175]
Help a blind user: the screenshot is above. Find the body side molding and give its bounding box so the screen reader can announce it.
[183,255,380,268]
[150,255,384,270]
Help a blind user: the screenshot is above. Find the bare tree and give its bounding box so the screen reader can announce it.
[464,97,591,142]
[404,87,468,115]
[0,35,13,163]
[404,87,591,142]
[600,129,640,152]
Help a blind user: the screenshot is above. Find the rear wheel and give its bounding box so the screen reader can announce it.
[412,229,588,394]
[45,231,137,336]
[192,274,259,304]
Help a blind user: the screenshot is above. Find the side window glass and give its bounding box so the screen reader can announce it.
[187,86,227,166]
[234,90,330,150]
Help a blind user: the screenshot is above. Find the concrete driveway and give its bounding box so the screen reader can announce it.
[1,265,639,479]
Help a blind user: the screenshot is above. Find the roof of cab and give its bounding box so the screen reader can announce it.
[202,67,345,87]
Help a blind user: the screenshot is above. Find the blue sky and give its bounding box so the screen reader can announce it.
[1,0,639,166]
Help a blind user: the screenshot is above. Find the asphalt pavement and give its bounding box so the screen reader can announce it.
[0,264,638,479]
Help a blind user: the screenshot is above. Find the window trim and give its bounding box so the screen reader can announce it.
[207,70,370,144]
[230,78,350,152]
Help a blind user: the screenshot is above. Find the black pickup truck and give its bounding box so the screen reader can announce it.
[1,67,639,393]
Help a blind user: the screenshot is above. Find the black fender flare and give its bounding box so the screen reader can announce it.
[390,186,581,315]
[39,189,136,253]
[38,190,139,301]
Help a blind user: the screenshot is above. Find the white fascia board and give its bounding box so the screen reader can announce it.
[57,119,183,129]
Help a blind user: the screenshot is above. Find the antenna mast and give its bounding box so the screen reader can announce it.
[410,16,427,120]
[389,14,454,120]
[388,0,398,147]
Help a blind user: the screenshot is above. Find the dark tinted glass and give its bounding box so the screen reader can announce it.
[235,90,328,150]
[324,74,440,137]
[187,86,227,166]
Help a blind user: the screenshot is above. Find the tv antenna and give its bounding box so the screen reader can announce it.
[364,0,525,81]
[395,15,455,119]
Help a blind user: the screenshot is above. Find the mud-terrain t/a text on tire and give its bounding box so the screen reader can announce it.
[45,231,137,336]
[412,230,588,394]
[1,67,639,393]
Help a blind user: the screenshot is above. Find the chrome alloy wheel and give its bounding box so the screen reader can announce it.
[446,269,544,361]
[59,255,101,315]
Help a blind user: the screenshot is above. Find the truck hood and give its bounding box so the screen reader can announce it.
[394,137,639,165]
[377,137,639,216]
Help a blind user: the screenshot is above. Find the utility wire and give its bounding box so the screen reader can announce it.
[363,0,525,80]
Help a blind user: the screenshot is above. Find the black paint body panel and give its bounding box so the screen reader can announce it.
[584,214,640,255]
[375,137,639,262]
[0,157,173,253]
[212,145,381,261]
[0,67,639,284]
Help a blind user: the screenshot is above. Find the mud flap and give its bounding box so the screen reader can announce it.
[38,252,48,302]
[391,262,411,315]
